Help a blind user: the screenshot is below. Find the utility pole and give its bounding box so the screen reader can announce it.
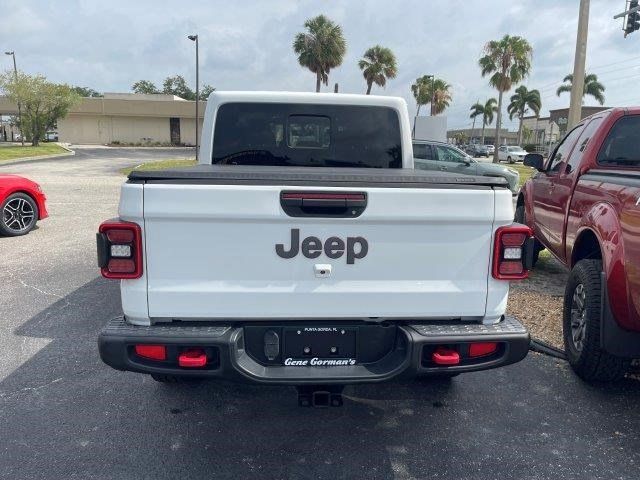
[4,51,24,146]
[568,0,590,129]
[187,34,199,160]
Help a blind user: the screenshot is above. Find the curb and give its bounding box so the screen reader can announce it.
[0,143,75,167]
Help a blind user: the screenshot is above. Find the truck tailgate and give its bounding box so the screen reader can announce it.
[132,167,503,320]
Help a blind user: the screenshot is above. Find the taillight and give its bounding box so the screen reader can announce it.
[97,221,143,279]
[135,344,166,361]
[492,224,534,280]
[469,342,498,357]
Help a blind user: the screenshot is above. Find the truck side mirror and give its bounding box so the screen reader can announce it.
[524,153,545,172]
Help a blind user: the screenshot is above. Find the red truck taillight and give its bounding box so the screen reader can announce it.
[97,221,143,279]
[492,225,534,280]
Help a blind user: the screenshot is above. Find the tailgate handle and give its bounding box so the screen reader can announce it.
[280,191,367,218]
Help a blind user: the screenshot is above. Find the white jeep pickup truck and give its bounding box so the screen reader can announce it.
[97,92,532,405]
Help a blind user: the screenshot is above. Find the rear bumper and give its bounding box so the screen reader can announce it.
[98,316,530,385]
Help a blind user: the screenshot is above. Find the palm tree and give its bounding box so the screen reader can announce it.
[469,98,498,145]
[293,15,346,93]
[556,73,605,105]
[430,79,452,115]
[507,86,541,145]
[411,75,432,117]
[479,34,533,162]
[358,45,397,95]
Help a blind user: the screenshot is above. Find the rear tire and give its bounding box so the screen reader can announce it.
[0,192,38,236]
[563,259,630,382]
[514,203,541,268]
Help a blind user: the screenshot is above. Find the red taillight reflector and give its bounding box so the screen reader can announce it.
[469,342,498,357]
[501,232,526,247]
[106,229,134,243]
[135,344,166,361]
[499,260,524,275]
[107,258,136,273]
[432,347,460,365]
[178,348,207,368]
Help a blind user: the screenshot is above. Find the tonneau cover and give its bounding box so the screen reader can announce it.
[128,165,509,189]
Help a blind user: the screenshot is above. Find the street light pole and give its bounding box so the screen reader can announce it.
[4,51,24,146]
[187,34,199,161]
[568,0,590,129]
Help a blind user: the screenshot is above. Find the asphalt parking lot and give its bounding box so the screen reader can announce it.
[1,149,639,480]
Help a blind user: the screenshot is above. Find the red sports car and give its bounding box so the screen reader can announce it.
[0,175,48,236]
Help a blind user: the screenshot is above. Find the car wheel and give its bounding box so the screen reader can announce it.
[514,204,525,224]
[0,192,39,236]
[563,259,630,382]
[507,156,514,164]
[514,204,542,268]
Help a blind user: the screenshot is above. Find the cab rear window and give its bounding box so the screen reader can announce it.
[212,102,402,168]
[597,115,640,167]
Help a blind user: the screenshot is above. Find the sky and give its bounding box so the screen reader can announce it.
[1,0,639,131]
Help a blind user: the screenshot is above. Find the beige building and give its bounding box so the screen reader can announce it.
[521,116,560,146]
[0,93,205,145]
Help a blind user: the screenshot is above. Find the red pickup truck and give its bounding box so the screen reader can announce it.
[516,107,640,382]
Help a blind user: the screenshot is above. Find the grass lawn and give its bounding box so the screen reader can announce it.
[120,158,197,175]
[509,163,537,188]
[0,144,68,162]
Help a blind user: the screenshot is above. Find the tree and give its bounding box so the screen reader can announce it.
[430,78,452,115]
[556,73,605,105]
[358,45,397,95]
[162,75,194,99]
[293,15,346,92]
[71,86,102,97]
[507,85,541,145]
[453,132,468,145]
[410,76,452,117]
[200,84,216,100]
[0,71,80,146]
[132,79,159,94]
[411,75,431,117]
[469,98,498,145]
[132,77,214,100]
[479,34,533,162]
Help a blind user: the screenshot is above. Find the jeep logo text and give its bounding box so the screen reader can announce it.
[275,228,368,264]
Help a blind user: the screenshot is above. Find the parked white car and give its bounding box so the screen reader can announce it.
[497,146,528,163]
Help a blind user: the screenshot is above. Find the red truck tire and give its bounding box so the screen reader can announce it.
[563,259,630,382]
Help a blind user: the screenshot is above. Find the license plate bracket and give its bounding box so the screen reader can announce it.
[283,327,357,365]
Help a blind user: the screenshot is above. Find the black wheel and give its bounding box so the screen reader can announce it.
[514,203,541,268]
[514,204,525,224]
[150,374,202,384]
[508,156,514,164]
[0,192,38,236]
[563,259,630,382]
